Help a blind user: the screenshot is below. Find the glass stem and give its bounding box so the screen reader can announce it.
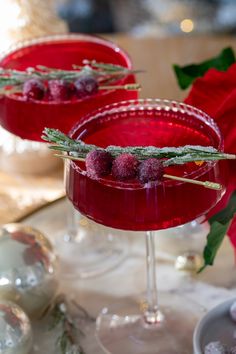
[63,159,79,243]
[144,231,164,324]
[63,200,78,242]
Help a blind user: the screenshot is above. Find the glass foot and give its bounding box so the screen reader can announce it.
[96,292,205,354]
[55,217,129,279]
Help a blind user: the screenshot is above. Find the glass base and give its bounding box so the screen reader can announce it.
[96,292,205,354]
[55,217,129,279]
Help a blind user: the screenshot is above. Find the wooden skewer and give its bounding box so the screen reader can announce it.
[99,83,141,91]
[164,174,222,190]
[54,154,85,162]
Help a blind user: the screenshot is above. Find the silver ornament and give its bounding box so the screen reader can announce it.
[0,223,58,318]
[230,301,236,322]
[0,300,32,354]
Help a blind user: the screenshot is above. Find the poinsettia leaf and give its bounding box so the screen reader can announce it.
[198,191,236,272]
[210,192,236,224]
[173,47,235,89]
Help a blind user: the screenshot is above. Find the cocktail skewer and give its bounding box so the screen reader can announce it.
[99,83,141,91]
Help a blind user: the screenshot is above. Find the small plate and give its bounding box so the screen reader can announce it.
[193,297,236,353]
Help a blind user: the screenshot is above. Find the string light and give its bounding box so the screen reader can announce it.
[180,18,194,33]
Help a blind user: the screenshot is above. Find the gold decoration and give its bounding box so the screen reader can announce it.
[175,251,204,272]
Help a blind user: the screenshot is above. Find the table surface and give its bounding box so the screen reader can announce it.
[23,198,236,354]
[1,34,236,353]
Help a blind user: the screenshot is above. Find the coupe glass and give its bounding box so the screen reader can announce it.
[65,99,226,353]
[0,33,138,278]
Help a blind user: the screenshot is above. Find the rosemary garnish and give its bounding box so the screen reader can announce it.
[42,128,236,165]
[42,128,235,190]
[0,61,141,94]
[46,294,94,354]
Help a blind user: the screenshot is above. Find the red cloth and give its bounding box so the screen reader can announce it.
[184,64,236,245]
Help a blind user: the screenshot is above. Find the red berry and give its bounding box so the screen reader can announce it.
[74,76,98,98]
[85,150,113,179]
[48,79,71,101]
[23,78,45,100]
[112,153,139,181]
[139,158,164,184]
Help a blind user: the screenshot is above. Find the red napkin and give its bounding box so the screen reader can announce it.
[185,64,236,246]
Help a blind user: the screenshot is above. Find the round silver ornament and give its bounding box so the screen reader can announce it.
[0,223,58,318]
[0,300,32,354]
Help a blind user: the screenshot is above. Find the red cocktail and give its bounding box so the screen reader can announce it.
[0,34,137,278]
[67,99,225,231]
[65,99,226,354]
[0,34,136,141]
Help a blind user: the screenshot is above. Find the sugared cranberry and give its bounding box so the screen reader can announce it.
[48,79,71,101]
[112,153,139,181]
[85,150,113,179]
[74,76,98,98]
[138,158,164,184]
[204,341,228,354]
[23,78,45,100]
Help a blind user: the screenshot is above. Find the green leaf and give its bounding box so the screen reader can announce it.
[0,78,22,88]
[90,61,127,72]
[173,47,236,89]
[198,191,236,272]
[59,332,69,354]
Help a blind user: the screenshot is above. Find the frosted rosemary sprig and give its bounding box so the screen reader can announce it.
[42,128,236,164]
[163,152,235,166]
[46,294,94,354]
[83,60,130,72]
[0,61,140,93]
[34,64,140,83]
[74,60,143,75]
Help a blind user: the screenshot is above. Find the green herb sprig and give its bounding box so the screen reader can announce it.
[42,128,236,167]
[0,61,141,94]
[46,294,94,354]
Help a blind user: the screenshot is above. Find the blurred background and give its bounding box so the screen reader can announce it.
[57,0,236,35]
[1,0,236,49]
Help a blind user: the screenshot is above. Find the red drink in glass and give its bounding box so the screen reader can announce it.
[0,34,137,276]
[66,99,226,231]
[0,34,137,141]
[65,100,227,354]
